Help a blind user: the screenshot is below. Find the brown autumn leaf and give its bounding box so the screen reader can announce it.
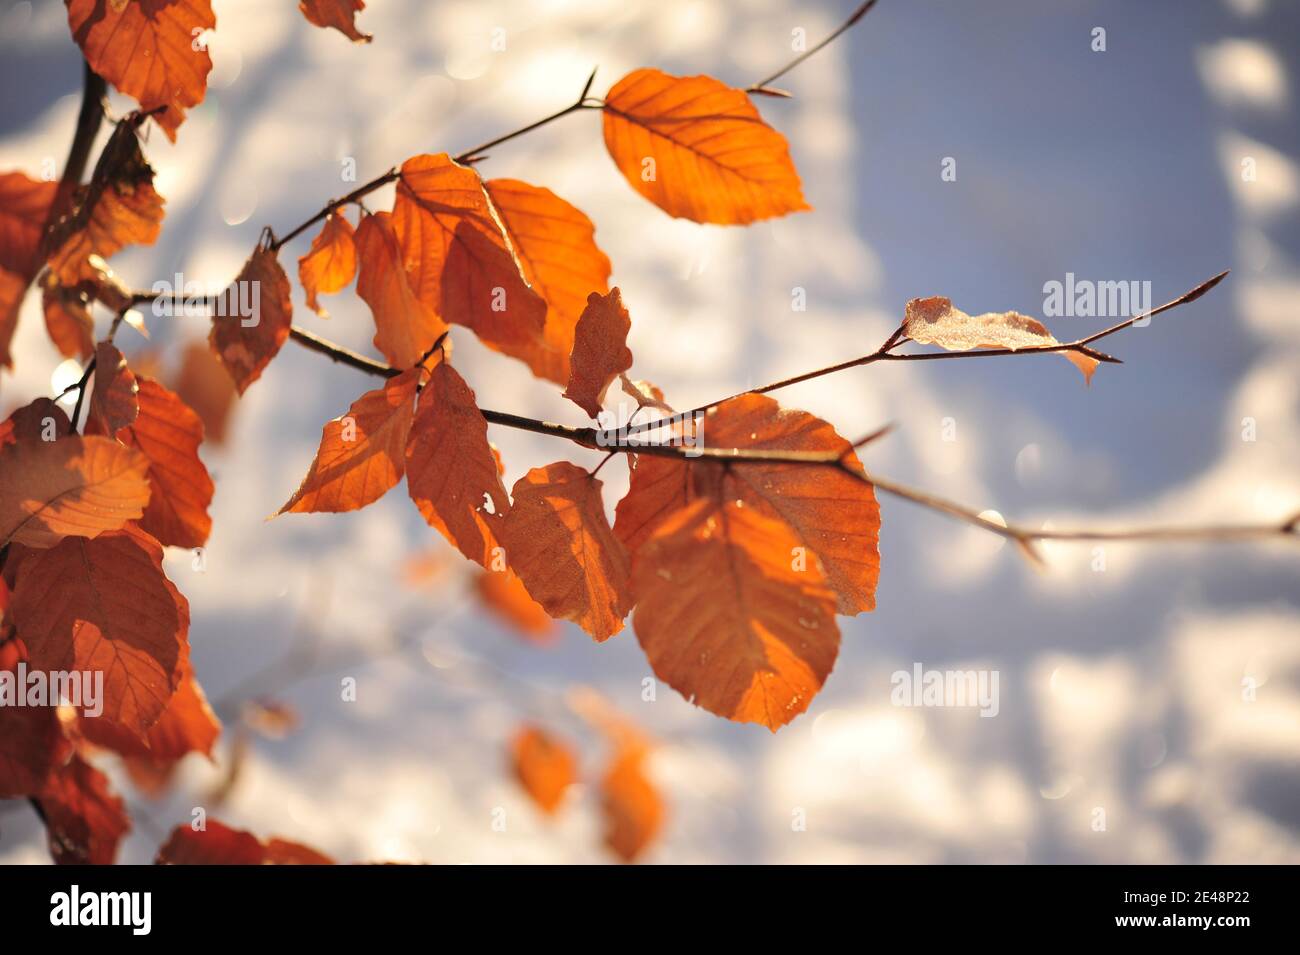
[614,394,881,614]
[474,568,557,643]
[11,524,188,739]
[406,362,509,567]
[171,340,237,445]
[35,753,131,865]
[156,820,333,864]
[392,153,547,361]
[88,341,139,436]
[0,171,58,367]
[500,462,632,642]
[510,724,577,815]
[209,244,294,394]
[0,397,69,448]
[600,737,664,863]
[111,376,215,548]
[354,211,447,368]
[0,706,69,799]
[298,0,372,43]
[42,274,96,360]
[80,658,220,765]
[482,178,612,385]
[563,288,634,420]
[66,0,216,142]
[0,434,151,548]
[631,498,840,730]
[47,118,165,286]
[298,211,357,316]
[903,295,1101,383]
[602,68,810,225]
[280,367,421,514]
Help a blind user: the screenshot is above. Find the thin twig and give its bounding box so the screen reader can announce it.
[748,0,879,93]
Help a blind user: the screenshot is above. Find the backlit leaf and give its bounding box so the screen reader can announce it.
[510,724,576,815]
[88,341,139,436]
[563,288,633,420]
[355,211,447,368]
[501,462,632,642]
[298,0,371,43]
[280,367,421,514]
[298,211,357,316]
[209,244,293,394]
[66,0,216,141]
[35,753,130,865]
[602,68,809,224]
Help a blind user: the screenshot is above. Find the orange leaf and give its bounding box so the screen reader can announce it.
[209,244,293,394]
[298,0,372,42]
[88,341,139,436]
[500,462,632,642]
[157,820,332,864]
[392,154,546,360]
[11,524,188,739]
[614,394,881,614]
[631,498,840,730]
[298,211,357,316]
[563,288,633,419]
[0,706,69,799]
[80,658,220,764]
[483,179,612,385]
[474,568,557,643]
[47,119,165,286]
[903,295,1100,383]
[0,397,69,448]
[280,367,421,514]
[355,211,447,367]
[0,171,58,367]
[509,725,577,815]
[171,341,237,445]
[35,753,130,865]
[41,274,95,360]
[0,434,150,548]
[66,0,216,141]
[602,68,809,225]
[117,376,215,548]
[405,362,509,567]
[600,740,664,863]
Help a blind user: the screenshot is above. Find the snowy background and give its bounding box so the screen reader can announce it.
[1,0,1298,863]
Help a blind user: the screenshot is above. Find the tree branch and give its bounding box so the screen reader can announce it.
[748,0,879,94]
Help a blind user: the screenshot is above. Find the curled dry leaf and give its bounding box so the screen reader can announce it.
[0,434,151,548]
[500,462,632,642]
[66,0,216,141]
[156,819,333,864]
[280,366,421,514]
[115,376,215,549]
[563,288,634,420]
[47,119,165,286]
[209,244,294,394]
[631,498,840,730]
[355,211,447,368]
[602,68,809,225]
[405,362,510,568]
[88,341,139,436]
[298,0,372,43]
[11,524,188,740]
[483,178,612,385]
[474,568,557,643]
[510,724,577,815]
[392,154,546,361]
[298,211,357,316]
[903,295,1101,383]
[35,753,131,865]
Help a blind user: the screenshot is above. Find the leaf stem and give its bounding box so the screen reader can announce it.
[748,0,879,94]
